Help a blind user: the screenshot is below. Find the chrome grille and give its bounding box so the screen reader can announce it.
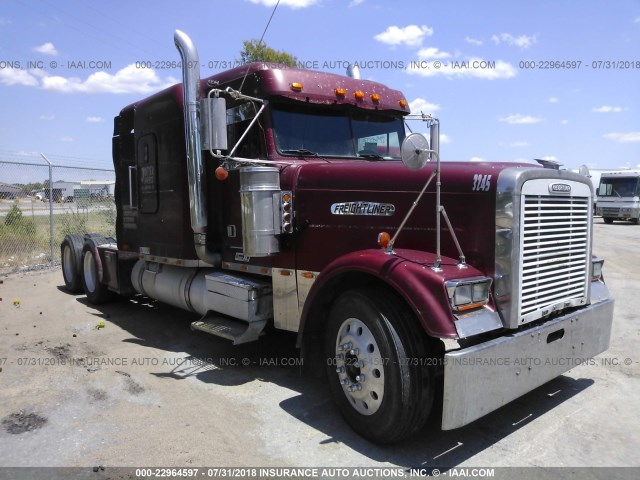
[519,194,590,323]
[600,207,619,217]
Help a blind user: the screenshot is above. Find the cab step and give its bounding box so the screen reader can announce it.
[191,313,267,345]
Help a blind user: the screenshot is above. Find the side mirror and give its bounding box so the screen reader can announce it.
[200,96,228,151]
[400,133,431,170]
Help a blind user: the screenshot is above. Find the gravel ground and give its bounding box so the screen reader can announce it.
[0,219,638,478]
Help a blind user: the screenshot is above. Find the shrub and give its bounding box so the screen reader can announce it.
[3,202,36,236]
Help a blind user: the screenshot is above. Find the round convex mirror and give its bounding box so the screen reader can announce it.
[400,133,431,170]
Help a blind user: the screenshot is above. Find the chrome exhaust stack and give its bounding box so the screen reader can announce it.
[174,29,221,266]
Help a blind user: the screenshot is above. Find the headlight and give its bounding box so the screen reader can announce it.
[446,277,493,312]
[592,257,604,281]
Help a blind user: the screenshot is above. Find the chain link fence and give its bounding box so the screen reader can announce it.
[0,152,116,274]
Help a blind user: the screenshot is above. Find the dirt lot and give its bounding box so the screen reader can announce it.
[0,219,638,475]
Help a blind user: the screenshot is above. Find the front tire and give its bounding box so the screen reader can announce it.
[325,288,434,444]
[603,217,614,224]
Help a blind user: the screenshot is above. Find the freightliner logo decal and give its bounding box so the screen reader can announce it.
[549,183,572,194]
[331,201,395,216]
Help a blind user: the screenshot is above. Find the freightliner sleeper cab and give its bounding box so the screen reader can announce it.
[60,31,614,444]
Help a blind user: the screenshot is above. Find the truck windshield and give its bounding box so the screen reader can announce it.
[598,177,640,197]
[271,102,405,160]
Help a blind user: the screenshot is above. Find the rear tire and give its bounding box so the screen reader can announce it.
[81,242,114,305]
[325,288,434,444]
[61,234,84,292]
[603,217,614,224]
[630,216,639,225]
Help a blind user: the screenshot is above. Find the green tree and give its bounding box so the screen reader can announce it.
[239,39,298,67]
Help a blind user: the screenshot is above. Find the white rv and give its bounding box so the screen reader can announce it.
[596,171,640,224]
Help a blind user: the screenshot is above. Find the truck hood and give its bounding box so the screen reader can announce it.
[289,159,537,273]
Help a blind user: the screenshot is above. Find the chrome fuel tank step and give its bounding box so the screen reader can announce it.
[191,314,267,345]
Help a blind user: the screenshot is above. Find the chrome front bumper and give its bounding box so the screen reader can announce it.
[442,294,615,430]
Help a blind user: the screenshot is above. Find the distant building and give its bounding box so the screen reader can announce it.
[0,182,22,199]
[80,180,116,197]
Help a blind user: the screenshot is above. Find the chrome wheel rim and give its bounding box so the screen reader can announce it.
[83,251,97,293]
[335,317,385,415]
[62,245,74,282]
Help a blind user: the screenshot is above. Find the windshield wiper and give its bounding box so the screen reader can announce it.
[358,153,385,161]
[282,149,318,156]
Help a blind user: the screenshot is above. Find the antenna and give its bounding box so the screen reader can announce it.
[239,0,282,92]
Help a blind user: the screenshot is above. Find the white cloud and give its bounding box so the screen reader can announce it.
[540,155,559,161]
[470,157,485,162]
[86,116,104,123]
[348,0,365,6]
[407,58,516,80]
[509,141,529,147]
[0,67,39,87]
[41,64,177,94]
[248,0,319,8]
[548,97,559,103]
[634,17,640,23]
[603,132,640,143]
[1,64,176,95]
[417,47,451,59]
[39,114,55,120]
[491,33,537,48]
[374,25,433,47]
[499,114,544,124]
[592,105,628,113]
[60,136,74,143]
[33,42,58,56]
[465,36,483,46]
[561,119,569,125]
[409,97,440,114]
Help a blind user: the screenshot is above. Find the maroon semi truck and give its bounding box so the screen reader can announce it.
[60,30,614,443]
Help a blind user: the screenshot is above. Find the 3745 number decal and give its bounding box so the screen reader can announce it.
[472,174,492,192]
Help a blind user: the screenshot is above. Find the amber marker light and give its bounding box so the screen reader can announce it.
[354,90,365,101]
[370,93,381,103]
[377,231,391,248]
[290,82,303,92]
[335,87,347,98]
[302,272,315,279]
[215,166,229,181]
[398,99,408,108]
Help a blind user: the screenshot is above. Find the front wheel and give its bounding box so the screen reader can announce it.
[603,217,614,224]
[325,288,434,444]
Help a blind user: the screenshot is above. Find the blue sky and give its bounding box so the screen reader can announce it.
[0,0,639,171]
